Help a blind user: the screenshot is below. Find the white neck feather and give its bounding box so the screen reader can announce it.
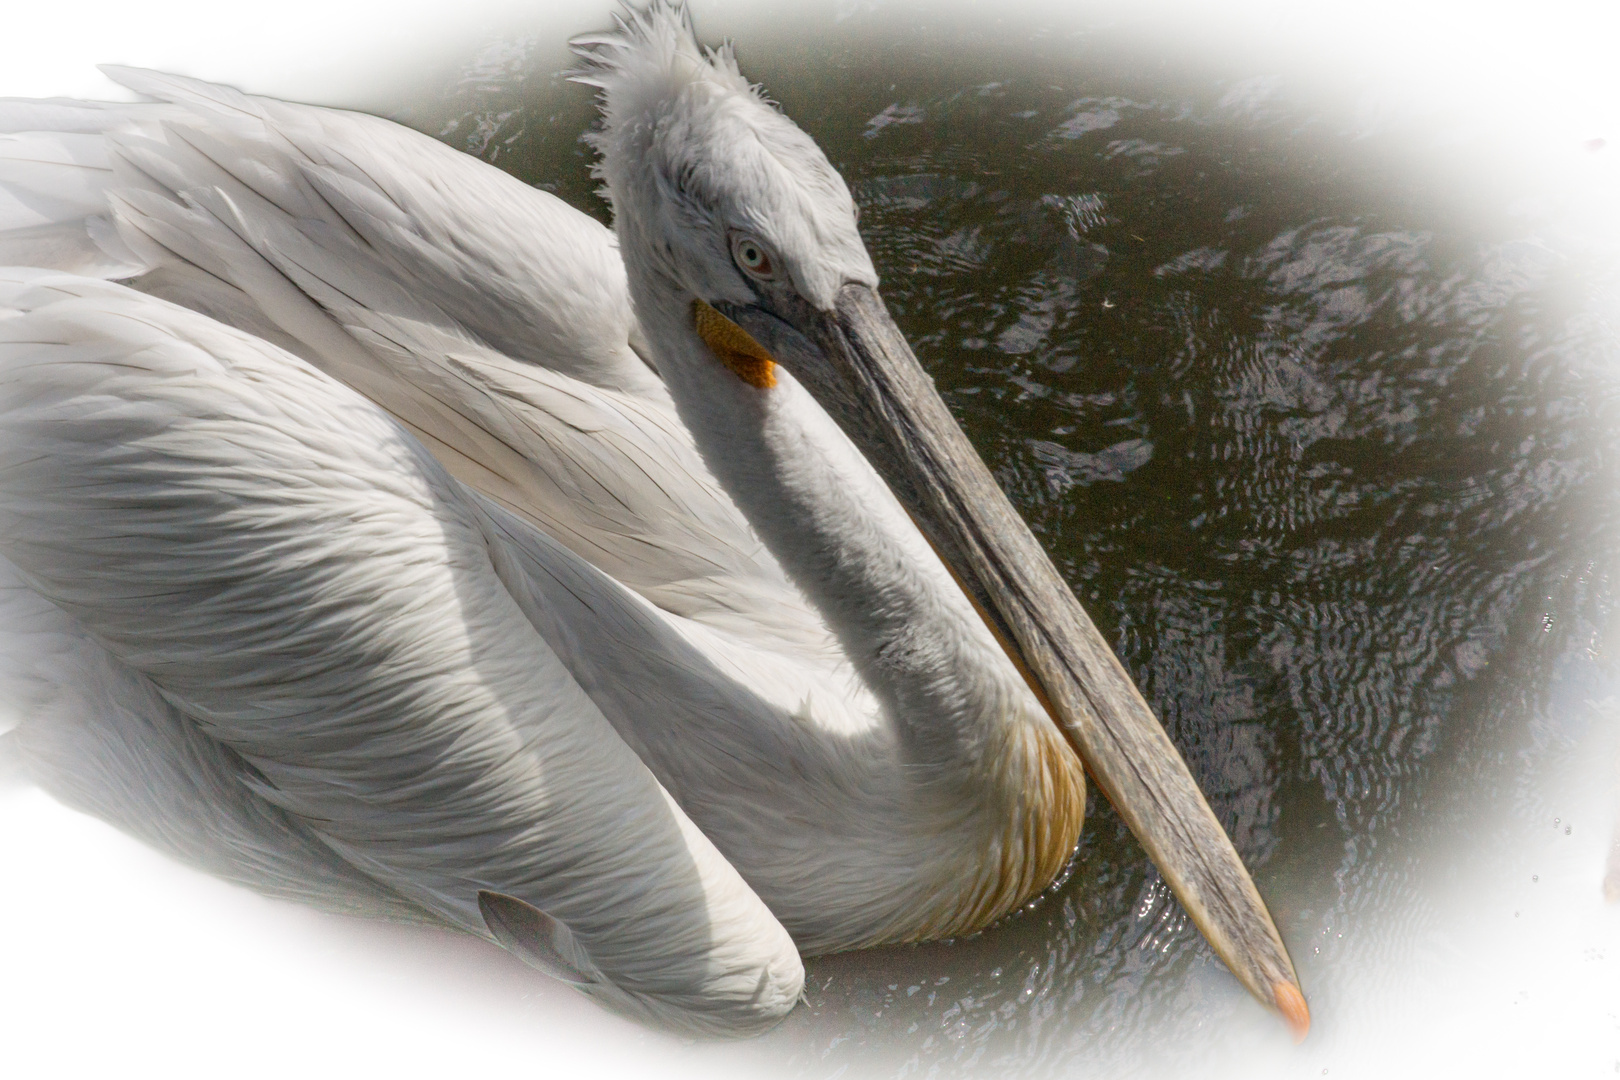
[617,278,1085,950]
[640,287,1024,753]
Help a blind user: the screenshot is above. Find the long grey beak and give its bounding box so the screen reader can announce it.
[726,282,1309,1038]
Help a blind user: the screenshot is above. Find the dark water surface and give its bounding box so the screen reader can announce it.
[399,11,1619,1077]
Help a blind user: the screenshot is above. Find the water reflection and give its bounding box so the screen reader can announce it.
[395,10,1620,1076]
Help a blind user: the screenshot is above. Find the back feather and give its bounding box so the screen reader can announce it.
[0,67,839,660]
[0,270,803,1035]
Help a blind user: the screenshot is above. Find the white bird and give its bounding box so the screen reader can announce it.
[0,2,1306,1037]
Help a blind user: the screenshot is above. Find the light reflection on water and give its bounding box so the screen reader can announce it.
[393,10,1620,1075]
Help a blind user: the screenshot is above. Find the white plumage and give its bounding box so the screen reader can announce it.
[0,269,802,1033]
[0,5,1085,1035]
[0,1,1306,1038]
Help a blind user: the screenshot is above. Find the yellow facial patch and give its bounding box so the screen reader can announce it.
[692,299,777,389]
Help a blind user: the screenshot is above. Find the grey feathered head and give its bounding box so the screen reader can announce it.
[571,1,874,311]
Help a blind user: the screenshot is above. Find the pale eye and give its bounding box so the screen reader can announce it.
[731,234,775,279]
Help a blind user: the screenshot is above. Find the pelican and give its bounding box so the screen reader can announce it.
[0,2,1306,1037]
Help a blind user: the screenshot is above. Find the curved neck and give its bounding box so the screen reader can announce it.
[586,268,1086,951]
[637,289,1025,760]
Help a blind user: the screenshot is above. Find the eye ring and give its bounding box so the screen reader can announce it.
[730,232,777,281]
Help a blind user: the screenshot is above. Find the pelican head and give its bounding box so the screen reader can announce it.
[574,2,1308,1035]
[576,10,872,313]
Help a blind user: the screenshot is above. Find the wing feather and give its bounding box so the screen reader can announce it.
[0,271,802,1035]
[0,556,431,922]
[0,70,840,659]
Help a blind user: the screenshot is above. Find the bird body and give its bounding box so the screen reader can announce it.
[0,18,1079,1024]
[0,2,1304,1037]
[0,268,802,1033]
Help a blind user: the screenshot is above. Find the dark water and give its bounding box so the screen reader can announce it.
[399,11,1619,1077]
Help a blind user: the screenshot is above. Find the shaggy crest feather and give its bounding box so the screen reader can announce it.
[569,1,872,309]
[570,1,756,100]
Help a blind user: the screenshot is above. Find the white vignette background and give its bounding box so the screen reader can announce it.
[1,1,1618,1077]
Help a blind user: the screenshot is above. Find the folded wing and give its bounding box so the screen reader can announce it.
[0,72,834,656]
[0,270,802,1035]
